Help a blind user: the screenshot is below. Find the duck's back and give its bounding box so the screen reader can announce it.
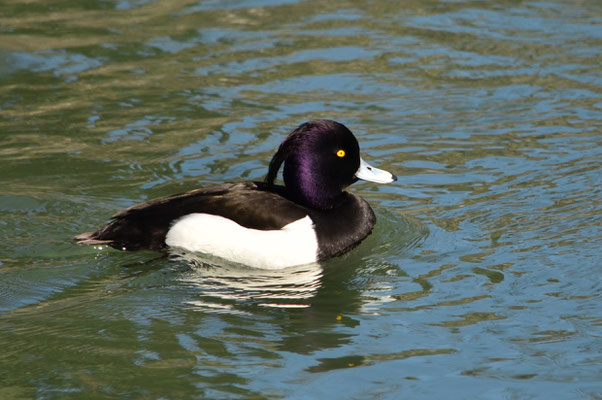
[75,182,308,251]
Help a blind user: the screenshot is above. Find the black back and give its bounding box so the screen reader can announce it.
[80,182,308,250]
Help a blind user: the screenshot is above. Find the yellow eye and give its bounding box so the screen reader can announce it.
[336,149,346,158]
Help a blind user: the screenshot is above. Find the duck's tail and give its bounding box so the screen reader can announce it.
[73,231,113,246]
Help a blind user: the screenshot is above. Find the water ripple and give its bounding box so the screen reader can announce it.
[0,0,600,398]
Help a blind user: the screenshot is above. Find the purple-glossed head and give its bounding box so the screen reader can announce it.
[265,120,397,209]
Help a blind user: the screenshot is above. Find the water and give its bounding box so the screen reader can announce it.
[1,0,601,398]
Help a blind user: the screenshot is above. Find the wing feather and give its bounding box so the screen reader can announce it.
[75,182,309,250]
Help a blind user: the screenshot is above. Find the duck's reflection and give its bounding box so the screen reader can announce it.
[171,251,324,310]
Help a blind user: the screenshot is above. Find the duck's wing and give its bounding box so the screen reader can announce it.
[75,182,309,250]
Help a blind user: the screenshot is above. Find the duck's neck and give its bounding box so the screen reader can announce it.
[283,157,344,210]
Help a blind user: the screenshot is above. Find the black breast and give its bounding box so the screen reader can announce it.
[308,193,376,260]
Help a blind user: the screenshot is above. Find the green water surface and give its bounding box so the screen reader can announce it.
[1,0,601,399]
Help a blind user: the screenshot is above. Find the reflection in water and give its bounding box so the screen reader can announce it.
[171,251,323,310]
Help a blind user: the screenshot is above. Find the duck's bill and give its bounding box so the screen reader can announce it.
[355,158,397,184]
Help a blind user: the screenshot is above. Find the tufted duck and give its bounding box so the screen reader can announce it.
[75,120,396,269]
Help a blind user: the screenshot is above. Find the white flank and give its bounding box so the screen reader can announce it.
[165,214,319,269]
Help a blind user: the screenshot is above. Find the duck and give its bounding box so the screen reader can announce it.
[75,120,396,269]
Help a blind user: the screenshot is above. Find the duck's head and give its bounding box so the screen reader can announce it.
[265,120,396,209]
